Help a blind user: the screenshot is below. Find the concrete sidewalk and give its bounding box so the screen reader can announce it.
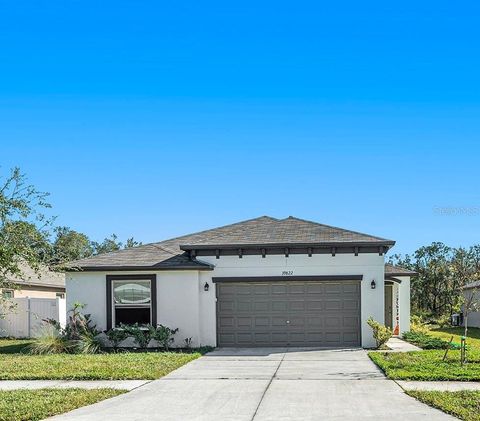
[386,337,422,352]
[0,380,149,391]
[47,347,456,420]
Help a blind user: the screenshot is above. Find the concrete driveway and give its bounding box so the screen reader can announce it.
[49,348,456,421]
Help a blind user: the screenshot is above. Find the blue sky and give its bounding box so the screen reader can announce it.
[1,1,479,255]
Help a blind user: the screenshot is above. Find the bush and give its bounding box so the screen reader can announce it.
[403,331,450,349]
[150,325,179,350]
[434,314,451,328]
[367,317,393,349]
[410,315,431,335]
[28,325,75,355]
[105,328,128,350]
[30,303,102,355]
[75,333,103,354]
[120,323,152,349]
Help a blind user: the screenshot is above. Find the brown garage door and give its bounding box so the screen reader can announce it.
[216,280,361,347]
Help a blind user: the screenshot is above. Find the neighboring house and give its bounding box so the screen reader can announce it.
[65,216,414,348]
[463,281,480,328]
[1,263,66,299]
[0,264,66,338]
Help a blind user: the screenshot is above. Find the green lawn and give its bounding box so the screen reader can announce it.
[407,390,480,421]
[369,349,480,381]
[0,352,200,380]
[0,338,33,354]
[0,338,202,380]
[430,327,480,349]
[369,327,480,381]
[0,388,125,421]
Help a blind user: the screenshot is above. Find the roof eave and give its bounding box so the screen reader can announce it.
[180,240,396,251]
[63,264,214,272]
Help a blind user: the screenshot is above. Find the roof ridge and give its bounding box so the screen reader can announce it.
[281,216,394,243]
[160,215,278,245]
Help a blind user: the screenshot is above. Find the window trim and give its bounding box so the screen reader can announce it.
[106,274,157,330]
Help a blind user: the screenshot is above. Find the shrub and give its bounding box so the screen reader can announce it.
[31,303,102,354]
[120,323,152,349]
[75,333,103,354]
[410,315,430,335]
[105,328,128,350]
[435,314,451,328]
[367,317,393,349]
[64,303,100,340]
[183,337,193,349]
[150,325,179,350]
[28,325,75,355]
[403,331,449,349]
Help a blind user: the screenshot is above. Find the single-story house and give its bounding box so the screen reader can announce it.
[1,263,65,300]
[463,281,480,328]
[65,216,414,348]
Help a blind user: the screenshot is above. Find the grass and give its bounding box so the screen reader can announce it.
[0,352,201,380]
[0,388,125,421]
[430,327,480,350]
[0,338,33,354]
[369,327,480,381]
[369,349,480,381]
[407,390,480,421]
[0,338,203,380]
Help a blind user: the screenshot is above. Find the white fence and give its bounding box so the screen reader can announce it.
[0,297,66,338]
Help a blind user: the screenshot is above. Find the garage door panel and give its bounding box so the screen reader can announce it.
[218,316,235,327]
[325,300,342,310]
[289,301,305,311]
[289,284,306,294]
[217,280,360,347]
[306,300,323,311]
[272,301,288,311]
[272,284,288,294]
[254,301,270,311]
[325,284,342,294]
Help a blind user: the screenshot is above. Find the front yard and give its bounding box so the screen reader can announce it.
[0,338,205,420]
[407,390,480,421]
[0,338,203,380]
[0,388,125,421]
[369,327,480,381]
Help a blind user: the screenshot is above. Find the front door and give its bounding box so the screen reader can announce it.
[384,284,393,329]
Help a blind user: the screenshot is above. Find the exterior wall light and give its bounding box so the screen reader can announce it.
[204,282,210,292]
[371,279,376,289]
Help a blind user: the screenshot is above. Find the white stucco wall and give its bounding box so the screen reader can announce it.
[66,252,393,348]
[66,270,202,347]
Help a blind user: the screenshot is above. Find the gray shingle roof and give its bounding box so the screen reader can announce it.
[385,263,418,277]
[8,262,66,289]
[66,216,395,271]
[179,216,394,248]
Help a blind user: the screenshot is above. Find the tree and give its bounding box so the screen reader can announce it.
[92,234,122,255]
[52,226,93,264]
[0,168,52,315]
[92,234,142,255]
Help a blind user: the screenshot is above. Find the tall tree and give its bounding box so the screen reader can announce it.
[51,226,93,264]
[0,168,52,314]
